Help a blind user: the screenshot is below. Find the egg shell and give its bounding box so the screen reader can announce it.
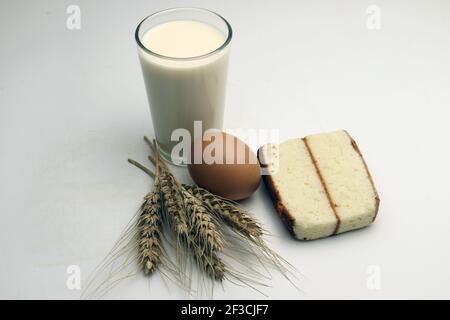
[187,132,261,200]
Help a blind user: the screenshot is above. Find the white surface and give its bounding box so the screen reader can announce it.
[1,0,450,299]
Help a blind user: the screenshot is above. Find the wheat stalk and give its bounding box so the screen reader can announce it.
[183,184,264,239]
[138,190,162,275]
[193,248,226,281]
[182,188,224,253]
[142,138,189,236]
[159,170,189,235]
[128,157,164,275]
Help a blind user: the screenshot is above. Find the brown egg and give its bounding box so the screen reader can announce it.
[187,132,261,200]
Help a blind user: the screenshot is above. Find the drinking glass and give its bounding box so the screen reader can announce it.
[135,7,232,164]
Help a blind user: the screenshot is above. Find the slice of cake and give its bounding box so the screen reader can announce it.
[258,130,379,240]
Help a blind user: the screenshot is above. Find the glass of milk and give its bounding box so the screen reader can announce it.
[135,8,232,165]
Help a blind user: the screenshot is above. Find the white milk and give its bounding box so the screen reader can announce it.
[138,20,230,161]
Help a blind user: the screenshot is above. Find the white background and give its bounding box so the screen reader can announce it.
[1,0,450,299]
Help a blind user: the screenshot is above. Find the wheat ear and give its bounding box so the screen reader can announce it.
[182,187,225,253]
[143,138,189,236]
[138,190,163,274]
[128,157,164,275]
[183,184,264,238]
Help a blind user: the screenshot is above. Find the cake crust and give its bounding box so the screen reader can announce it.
[343,130,380,221]
[258,148,296,237]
